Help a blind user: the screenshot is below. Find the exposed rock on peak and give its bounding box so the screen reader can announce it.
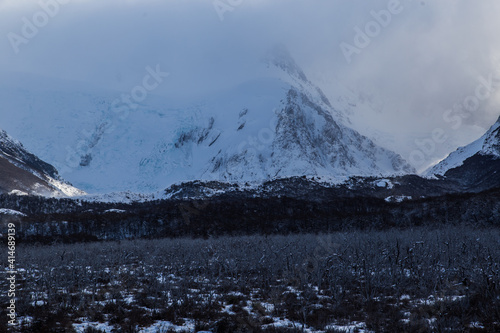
[0,129,84,197]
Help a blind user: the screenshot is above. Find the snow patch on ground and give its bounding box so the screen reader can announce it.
[0,208,26,216]
[104,209,127,214]
[8,189,28,196]
[325,321,372,332]
[77,191,163,203]
[385,195,412,203]
[73,321,115,333]
[375,178,394,189]
[73,319,195,333]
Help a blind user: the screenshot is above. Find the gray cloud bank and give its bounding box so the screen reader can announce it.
[1,0,500,171]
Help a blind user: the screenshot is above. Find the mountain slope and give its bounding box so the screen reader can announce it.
[425,115,500,191]
[0,49,415,193]
[0,130,84,196]
[426,115,500,176]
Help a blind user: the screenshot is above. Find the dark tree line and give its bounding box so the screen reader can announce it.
[1,187,499,244]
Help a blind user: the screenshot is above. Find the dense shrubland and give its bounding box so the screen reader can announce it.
[1,226,499,332]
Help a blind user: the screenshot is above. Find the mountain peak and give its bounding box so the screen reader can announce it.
[263,44,308,82]
[0,129,21,147]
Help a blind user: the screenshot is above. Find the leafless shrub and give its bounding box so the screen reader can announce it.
[1,225,498,331]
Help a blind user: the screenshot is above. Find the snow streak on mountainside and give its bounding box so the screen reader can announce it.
[425,115,500,176]
[0,48,415,193]
[0,130,84,196]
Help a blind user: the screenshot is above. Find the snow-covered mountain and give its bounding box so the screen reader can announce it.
[424,115,500,192]
[0,48,414,194]
[0,129,84,197]
[426,115,500,176]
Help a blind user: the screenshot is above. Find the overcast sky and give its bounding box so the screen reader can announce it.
[1,0,500,171]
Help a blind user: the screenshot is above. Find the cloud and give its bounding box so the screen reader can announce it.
[1,0,499,169]
[326,0,500,168]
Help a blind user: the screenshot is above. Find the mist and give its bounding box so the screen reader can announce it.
[1,0,500,171]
